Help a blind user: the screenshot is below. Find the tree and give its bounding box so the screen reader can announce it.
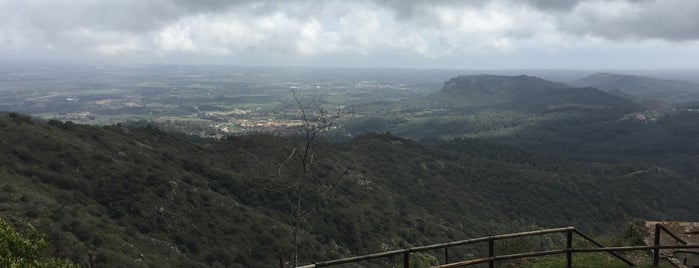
[0,218,78,268]
[269,91,354,267]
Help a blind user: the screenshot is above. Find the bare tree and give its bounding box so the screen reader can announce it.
[266,91,354,267]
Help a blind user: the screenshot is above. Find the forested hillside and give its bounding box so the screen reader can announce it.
[343,75,640,139]
[1,112,697,267]
[575,73,699,105]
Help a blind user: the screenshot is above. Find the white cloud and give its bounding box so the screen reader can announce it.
[0,0,698,68]
[145,3,432,58]
[417,2,562,54]
[153,11,325,56]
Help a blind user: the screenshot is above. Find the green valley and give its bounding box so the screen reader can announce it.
[0,107,697,267]
[2,67,699,267]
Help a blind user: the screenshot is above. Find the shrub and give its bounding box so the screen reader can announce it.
[0,218,78,267]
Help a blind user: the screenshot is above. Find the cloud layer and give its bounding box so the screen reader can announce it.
[2,0,698,67]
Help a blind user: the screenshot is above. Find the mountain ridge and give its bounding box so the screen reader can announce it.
[574,72,699,104]
[1,112,698,267]
[426,74,637,111]
[342,74,640,139]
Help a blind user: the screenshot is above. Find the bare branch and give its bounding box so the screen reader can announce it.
[278,147,297,180]
[276,91,355,267]
[321,157,355,197]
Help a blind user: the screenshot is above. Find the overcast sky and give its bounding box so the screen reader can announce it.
[2,0,699,69]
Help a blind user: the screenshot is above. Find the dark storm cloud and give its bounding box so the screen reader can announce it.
[369,0,475,18]
[370,0,577,18]
[520,0,699,41]
[14,0,250,33]
[10,0,699,41]
[15,1,173,32]
[371,0,699,41]
[5,0,308,54]
[519,0,581,10]
[560,0,699,41]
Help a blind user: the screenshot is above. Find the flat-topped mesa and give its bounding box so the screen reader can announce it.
[427,74,638,111]
[439,74,567,97]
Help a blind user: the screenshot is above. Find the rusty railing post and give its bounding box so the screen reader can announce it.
[566,229,573,268]
[403,251,410,268]
[653,224,661,267]
[488,238,495,268]
[88,252,96,268]
[444,247,449,264]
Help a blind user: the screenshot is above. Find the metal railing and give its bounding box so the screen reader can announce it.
[295,224,699,268]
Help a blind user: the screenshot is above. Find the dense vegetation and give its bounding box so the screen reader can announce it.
[0,217,77,267]
[1,109,697,267]
[1,74,698,267]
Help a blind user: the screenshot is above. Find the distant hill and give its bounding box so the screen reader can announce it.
[426,75,637,111]
[342,75,639,139]
[425,75,567,107]
[574,73,699,105]
[439,75,567,96]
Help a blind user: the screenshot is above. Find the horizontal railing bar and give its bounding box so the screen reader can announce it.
[572,245,699,252]
[433,245,699,268]
[297,227,575,267]
[299,226,699,268]
[411,226,575,252]
[310,248,409,267]
[433,249,568,267]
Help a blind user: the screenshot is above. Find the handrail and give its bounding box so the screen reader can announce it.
[653,223,693,266]
[296,248,409,268]
[295,224,696,268]
[297,227,575,268]
[410,226,575,252]
[434,249,568,268]
[432,245,699,268]
[572,245,699,252]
